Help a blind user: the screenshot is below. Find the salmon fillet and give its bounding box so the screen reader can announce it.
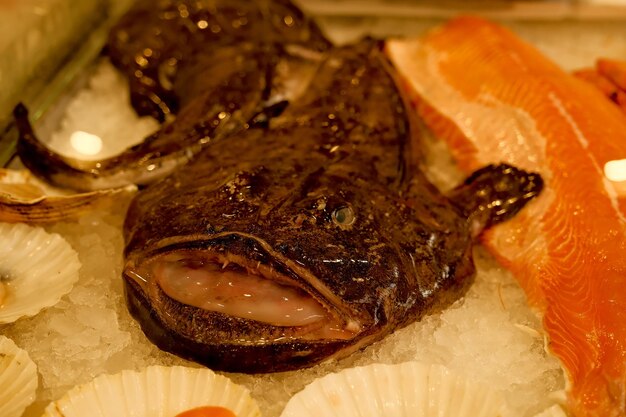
[386,16,626,417]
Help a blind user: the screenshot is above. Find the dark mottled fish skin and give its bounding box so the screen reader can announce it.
[14,0,329,191]
[13,59,266,191]
[108,0,331,120]
[122,41,543,373]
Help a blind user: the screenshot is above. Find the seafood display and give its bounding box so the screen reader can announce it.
[0,335,38,417]
[42,365,261,417]
[5,0,620,414]
[122,37,542,372]
[0,222,81,323]
[386,16,626,417]
[14,0,330,191]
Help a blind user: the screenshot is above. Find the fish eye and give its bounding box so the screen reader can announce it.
[332,206,355,226]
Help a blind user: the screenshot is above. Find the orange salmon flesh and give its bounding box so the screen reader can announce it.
[386,16,626,417]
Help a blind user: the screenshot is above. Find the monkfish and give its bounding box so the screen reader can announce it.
[122,40,543,373]
[14,0,329,191]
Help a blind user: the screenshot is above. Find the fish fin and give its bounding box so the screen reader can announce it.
[447,163,543,236]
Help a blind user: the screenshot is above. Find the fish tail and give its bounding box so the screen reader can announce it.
[448,163,543,236]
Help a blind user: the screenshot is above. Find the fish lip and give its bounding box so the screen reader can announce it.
[124,231,363,337]
[123,274,360,372]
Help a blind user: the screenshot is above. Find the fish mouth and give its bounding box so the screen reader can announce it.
[124,233,361,342]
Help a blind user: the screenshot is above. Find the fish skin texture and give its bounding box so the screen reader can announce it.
[386,15,626,417]
[122,40,542,373]
[107,0,331,120]
[14,0,330,191]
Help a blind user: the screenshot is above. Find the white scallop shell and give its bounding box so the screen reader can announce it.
[42,365,261,417]
[0,335,38,417]
[281,362,511,417]
[0,222,81,323]
[533,404,569,417]
[0,169,136,223]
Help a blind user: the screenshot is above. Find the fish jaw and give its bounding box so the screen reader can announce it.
[122,232,370,372]
[120,161,479,372]
[123,276,358,373]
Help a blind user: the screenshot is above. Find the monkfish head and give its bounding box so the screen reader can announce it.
[122,156,472,373]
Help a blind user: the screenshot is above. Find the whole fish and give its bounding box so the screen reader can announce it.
[386,16,626,417]
[122,41,543,373]
[14,0,329,191]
